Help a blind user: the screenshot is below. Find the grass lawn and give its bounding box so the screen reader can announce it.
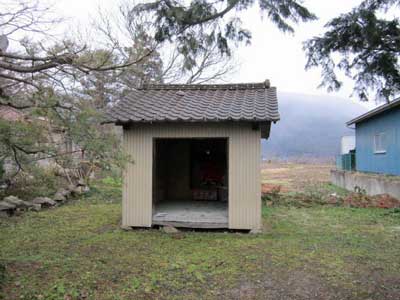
[1,180,400,299]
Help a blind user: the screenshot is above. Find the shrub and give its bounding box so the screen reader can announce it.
[101,176,122,188]
[262,186,281,205]
[1,166,63,200]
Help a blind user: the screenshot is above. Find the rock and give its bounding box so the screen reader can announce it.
[72,186,83,196]
[53,192,66,202]
[3,195,21,204]
[249,228,262,234]
[0,201,15,216]
[162,225,180,233]
[0,211,9,217]
[67,184,76,192]
[3,196,32,209]
[0,200,15,211]
[29,203,41,212]
[66,185,77,197]
[65,184,89,197]
[120,225,133,231]
[67,184,82,197]
[73,185,90,195]
[57,188,71,197]
[32,197,56,207]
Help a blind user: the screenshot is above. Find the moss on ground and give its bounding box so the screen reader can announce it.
[0,182,399,299]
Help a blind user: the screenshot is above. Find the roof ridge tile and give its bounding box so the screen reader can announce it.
[140,80,270,91]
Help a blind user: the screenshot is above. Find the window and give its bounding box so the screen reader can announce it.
[373,132,386,154]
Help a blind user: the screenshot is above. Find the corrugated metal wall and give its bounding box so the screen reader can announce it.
[122,122,261,229]
[355,107,400,176]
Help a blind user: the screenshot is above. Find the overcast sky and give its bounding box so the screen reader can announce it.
[52,0,365,100]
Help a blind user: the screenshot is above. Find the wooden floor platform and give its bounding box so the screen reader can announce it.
[152,200,228,229]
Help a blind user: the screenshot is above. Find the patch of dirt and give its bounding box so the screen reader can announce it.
[4,261,42,277]
[225,266,400,300]
[344,193,400,208]
[92,223,118,234]
[224,269,352,300]
[365,276,400,300]
[262,183,285,194]
[352,268,400,300]
[1,261,43,298]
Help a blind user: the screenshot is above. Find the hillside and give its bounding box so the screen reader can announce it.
[263,92,367,162]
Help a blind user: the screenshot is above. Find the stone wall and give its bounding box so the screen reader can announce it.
[331,169,400,199]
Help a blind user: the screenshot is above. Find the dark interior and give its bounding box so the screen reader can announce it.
[153,138,228,204]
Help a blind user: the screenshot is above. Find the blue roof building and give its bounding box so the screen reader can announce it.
[347,99,400,176]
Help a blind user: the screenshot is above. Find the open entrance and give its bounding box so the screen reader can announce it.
[153,138,228,228]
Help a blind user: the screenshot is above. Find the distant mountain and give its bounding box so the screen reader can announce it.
[263,92,367,162]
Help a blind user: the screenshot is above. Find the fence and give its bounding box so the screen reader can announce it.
[336,152,356,171]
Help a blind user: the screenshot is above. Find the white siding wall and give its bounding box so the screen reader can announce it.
[122,122,261,230]
[340,135,356,155]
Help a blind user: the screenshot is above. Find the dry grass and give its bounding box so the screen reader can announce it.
[261,162,333,192]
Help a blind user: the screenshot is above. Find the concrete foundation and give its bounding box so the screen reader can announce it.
[152,200,228,228]
[331,169,400,199]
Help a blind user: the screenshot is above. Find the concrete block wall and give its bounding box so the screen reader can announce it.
[331,169,400,199]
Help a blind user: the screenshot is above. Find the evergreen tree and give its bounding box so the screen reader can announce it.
[304,0,400,102]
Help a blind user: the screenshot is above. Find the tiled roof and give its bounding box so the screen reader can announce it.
[106,80,279,124]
